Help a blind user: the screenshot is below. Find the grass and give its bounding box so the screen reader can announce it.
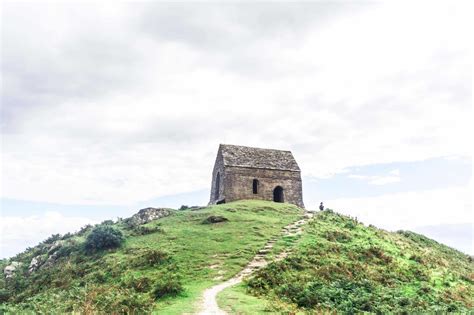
[217,283,276,314]
[223,209,474,313]
[3,204,472,314]
[0,200,303,313]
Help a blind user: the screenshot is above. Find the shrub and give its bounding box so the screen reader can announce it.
[202,216,228,224]
[131,225,161,236]
[122,274,153,292]
[84,226,124,253]
[324,230,351,243]
[43,234,61,244]
[409,254,425,264]
[60,232,73,240]
[344,221,357,229]
[100,220,114,226]
[152,274,183,299]
[78,224,93,236]
[360,247,392,264]
[179,205,189,210]
[0,288,11,302]
[133,249,169,267]
[55,240,80,258]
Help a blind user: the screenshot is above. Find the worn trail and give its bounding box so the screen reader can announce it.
[196,211,314,315]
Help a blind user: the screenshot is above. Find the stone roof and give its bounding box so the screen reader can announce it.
[219,144,300,171]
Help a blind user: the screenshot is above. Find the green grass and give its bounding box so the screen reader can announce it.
[225,209,474,313]
[0,200,303,313]
[217,283,276,314]
[3,204,472,314]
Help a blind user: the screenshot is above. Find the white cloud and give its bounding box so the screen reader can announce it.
[325,183,473,254]
[326,185,472,232]
[1,2,471,205]
[0,211,96,258]
[347,169,401,185]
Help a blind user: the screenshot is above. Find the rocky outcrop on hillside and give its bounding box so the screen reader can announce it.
[28,256,43,274]
[4,262,22,279]
[125,207,174,226]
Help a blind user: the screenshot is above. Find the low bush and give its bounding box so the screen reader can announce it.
[121,274,153,292]
[133,249,169,267]
[78,224,93,236]
[202,215,229,224]
[0,288,11,302]
[43,234,61,245]
[84,226,124,253]
[152,274,183,299]
[324,230,351,243]
[100,220,114,226]
[131,225,161,236]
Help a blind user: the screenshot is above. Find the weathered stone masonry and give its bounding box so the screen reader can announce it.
[209,144,304,208]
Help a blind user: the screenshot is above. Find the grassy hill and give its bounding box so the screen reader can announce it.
[218,209,474,313]
[0,201,303,313]
[1,201,473,313]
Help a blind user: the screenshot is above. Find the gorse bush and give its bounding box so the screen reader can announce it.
[152,274,183,299]
[84,226,124,253]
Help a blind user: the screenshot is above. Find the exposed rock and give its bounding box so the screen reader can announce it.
[28,256,44,274]
[46,240,63,255]
[4,262,22,279]
[41,252,59,269]
[125,207,173,226]
[202,216,229,224]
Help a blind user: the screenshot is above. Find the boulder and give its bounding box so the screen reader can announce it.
[28,256,44,274]
[125,207,173,226]
[4,262,22,279]
[202,216,229,224]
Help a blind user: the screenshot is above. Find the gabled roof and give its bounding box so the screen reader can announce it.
[219,144,300,171]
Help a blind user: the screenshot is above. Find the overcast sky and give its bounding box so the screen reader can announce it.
[1,1,472,258]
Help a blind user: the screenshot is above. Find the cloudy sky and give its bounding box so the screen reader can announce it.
[1,1,472,258]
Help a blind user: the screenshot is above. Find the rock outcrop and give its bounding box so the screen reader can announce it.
[125,207,173,226]
[28,256,44,274]
[4,262,22,279]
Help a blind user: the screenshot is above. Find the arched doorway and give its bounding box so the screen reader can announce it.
[273,186,284,203]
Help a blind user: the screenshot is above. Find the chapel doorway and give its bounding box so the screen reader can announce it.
[273,186,284,203]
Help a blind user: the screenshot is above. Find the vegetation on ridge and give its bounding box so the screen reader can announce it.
[218,209,474,313]
[0,200,303,313]
[2,202,472,314]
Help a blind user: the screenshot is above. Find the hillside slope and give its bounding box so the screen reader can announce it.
[218,210,474,313]
[1,202,472,314]
[0,201,303,313]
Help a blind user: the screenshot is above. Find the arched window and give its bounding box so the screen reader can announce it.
[252,179,259,194]
[215,172,220,200]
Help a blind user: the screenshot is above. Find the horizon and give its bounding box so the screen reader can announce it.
[1,2,472,258]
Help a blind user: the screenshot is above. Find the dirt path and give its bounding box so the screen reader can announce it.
[196,211,314,315]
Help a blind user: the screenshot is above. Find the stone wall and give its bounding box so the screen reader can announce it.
[222,166,304,208]
[209,150,225,204]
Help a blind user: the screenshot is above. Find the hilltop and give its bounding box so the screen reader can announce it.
[1,201,473,313]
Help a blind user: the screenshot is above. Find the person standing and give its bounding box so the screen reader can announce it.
[319,202,324,211]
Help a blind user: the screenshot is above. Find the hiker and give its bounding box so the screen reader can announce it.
[319,202,324,211]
